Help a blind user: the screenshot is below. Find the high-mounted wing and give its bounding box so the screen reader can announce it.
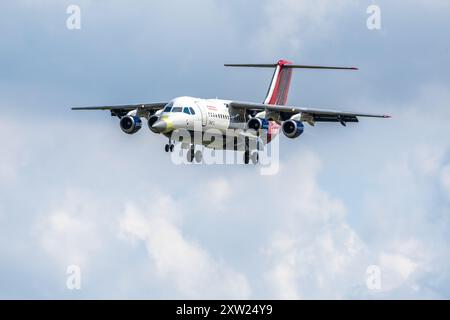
[72,102,168,118]
[228,101,390,126]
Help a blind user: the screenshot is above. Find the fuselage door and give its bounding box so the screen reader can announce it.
[195,101,207,127]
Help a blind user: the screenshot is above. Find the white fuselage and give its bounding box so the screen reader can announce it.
[149,96,263,150]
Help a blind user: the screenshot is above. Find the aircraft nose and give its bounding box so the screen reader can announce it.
[152,120,167,132]
[151,120,167,133]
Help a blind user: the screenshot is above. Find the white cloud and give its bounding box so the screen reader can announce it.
[35,189,107,267]
[119,201,251,299]
[412,145,446,178]
[379,252,417,290]
[0,117,28,184]
[253,0,357,58]
[440,165,450,199]
[206,178,232,204]
[1,2,450,299]
[265,225,366,299]
[259,152,367,299]
[353,85,450,298]
[194,178,233,215]
[1,82,449,300]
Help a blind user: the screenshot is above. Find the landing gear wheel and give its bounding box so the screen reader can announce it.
[187,149,194,163]
[251,151,259,164]
[170,144,174,152]
[243,137,251,165]
[244,151,250,164]
[165,144,170,153]
[195,150,203,163]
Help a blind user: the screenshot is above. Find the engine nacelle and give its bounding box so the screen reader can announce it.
[247,117,269,131]
[282,120,304,139]
[147,115,159,133]
[120,115,142,134]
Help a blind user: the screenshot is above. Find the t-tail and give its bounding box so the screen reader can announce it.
[225,59,358,106]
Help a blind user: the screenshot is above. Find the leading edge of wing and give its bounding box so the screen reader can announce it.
[71,102,167,111]
[229,101,391,118]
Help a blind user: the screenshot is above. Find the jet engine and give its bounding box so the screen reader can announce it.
[147,115,160,133]
[247,117,269,131]
[282,120,304,139]
[120,115,142,134]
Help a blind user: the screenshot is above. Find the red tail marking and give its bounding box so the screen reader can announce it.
[265,59,293,106]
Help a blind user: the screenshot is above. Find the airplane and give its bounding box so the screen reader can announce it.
[72,59,390,164]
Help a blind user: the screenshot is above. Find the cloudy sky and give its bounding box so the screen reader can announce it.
[1,0,450,299]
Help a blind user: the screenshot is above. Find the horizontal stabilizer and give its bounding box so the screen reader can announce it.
[224,64,358,70]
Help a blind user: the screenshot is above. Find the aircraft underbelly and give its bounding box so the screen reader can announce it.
[199,128,261,151]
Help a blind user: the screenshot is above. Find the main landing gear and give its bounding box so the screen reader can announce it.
[243,137,259,165]
[187,145,202,163]
[243,151,259,165]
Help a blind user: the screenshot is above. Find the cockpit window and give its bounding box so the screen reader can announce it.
[172,107,182,113]
[163,102,173,112]
[189,107,195,115]
[183,107,190,114]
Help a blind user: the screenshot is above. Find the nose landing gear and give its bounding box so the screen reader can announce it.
[165,136,175,153]
[164,144,175,152]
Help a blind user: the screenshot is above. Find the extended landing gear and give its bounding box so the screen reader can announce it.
[187,147,194,162]
[165,137,175,153]
[165,144,175,152]
[251,151,259,165]
[187,146,203,163]
[243,137,259,165]
[244,150,250,164]
[243,151,259,165]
